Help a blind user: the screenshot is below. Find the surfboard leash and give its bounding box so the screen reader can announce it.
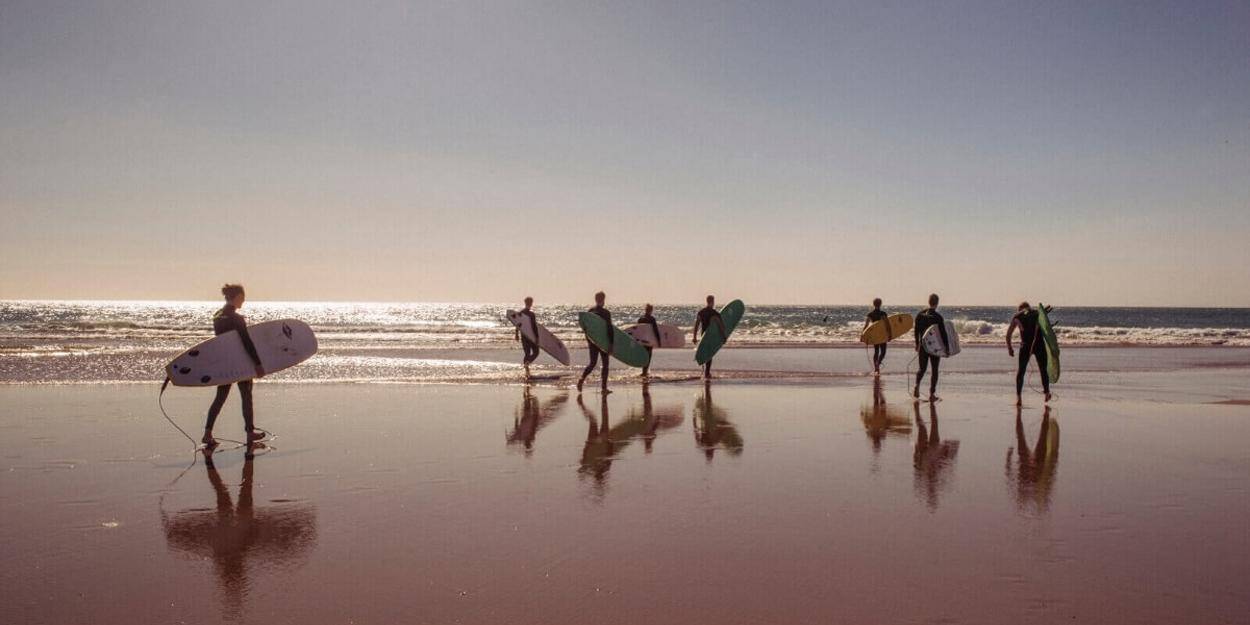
[159,377,200,450]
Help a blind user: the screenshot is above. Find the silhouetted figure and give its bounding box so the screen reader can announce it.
[1006,302,1053,405]
[203,284,266,448]
[1006,405,1060,515]
[513,296,541,378]
[863,297,892,375]
[162,446,316,620]
[913,293,951,402]
[577,291,613,394]
[912,401,960,511]
[637,303,661,378]
[692,295,727,381]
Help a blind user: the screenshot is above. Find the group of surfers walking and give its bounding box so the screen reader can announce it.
[196,283,1054,448]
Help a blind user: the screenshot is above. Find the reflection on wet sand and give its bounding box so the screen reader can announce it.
[913,401,960,511]
[506,387,569,455]
[162,446,317,621]
[1006,405,1060,515]
[693,384,743,461]
[860,377,912,462]
[578,387,685,495]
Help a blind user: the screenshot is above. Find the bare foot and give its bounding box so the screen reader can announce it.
[1016,396,1023,407]
[1044,392,1052,403]
[246,430,266,443]
[601,387,612,395]
[201,434,218,449]
[576,377,584,393]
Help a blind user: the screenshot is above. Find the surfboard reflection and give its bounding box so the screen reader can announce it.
[506,387,569,455]
[1006,405,1060,515]
[577,388,685,497]
[693,385,743,461]
[913,402,960,511]
[860,377,912,466]
[161,447,317,620]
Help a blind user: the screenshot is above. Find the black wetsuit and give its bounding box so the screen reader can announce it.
[1013,309,1050,395]
[913,308,950,396]
[638,313,660,374]
[694,306,725,376]
[582,305,613,382]
[516,309,540,365]
[205,304,262,432]
[866,308,889,367]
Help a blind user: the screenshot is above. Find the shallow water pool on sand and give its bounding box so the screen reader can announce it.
[2,375,1249,624]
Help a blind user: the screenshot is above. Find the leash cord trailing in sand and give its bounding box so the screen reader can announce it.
[159,378,260,450]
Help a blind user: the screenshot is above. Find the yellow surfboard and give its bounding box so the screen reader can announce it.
[859,313,913,345]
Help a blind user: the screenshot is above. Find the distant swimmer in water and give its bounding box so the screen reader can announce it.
[692,295,727,381]
[1006,301,1052,405]
[513,296,541,379]
[637,303,660,379]
[577,291,613,394]
[913,293,950,402]
[202,284,266,448]
[864,297,891,376]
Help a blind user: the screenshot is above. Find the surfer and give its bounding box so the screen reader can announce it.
[692,295,727,381]
[912,293,950,402]
[202,284,266,448]
[514,296,541,377]
[1006,302,1053,405]
[637,303,661,379]
[863,298,891,375]
[577,291,613,394]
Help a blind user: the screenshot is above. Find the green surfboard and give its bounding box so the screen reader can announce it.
[1037,303,1060,384]
[695,300,745,365]
[578,312,651,368]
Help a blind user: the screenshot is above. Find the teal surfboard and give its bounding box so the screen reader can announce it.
[578,312,651,368]
[695,300,745,365]
[1037,303,1060,384]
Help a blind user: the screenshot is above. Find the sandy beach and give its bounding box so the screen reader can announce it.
[3,358,1248,624]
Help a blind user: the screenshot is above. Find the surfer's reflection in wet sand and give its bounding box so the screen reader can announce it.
[507,387,568,456]
[693,384,743,462]
[912,401,960,511]
[577,388,685,497]
[1006,405,1060,515]
[860,377,912,467]
[162,445,317,620]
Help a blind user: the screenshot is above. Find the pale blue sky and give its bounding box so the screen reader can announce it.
[2,1,1248,305]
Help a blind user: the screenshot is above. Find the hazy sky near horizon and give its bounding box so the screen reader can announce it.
[2,1,1248,305]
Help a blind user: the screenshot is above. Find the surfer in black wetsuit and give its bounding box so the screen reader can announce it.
[692,295,727,381]
[1006,302,1052,405]
[202,284,265,448]
[514,296,541,378]
[577,291,613,394]
[638,303,661,379]
[863,298,891,376]
[913,293,950,402]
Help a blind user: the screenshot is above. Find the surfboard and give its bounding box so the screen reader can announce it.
[921,321,961,357]
[695,300,745,365]
[860,313,913,345]
[505,310,571,365]
[577,312,651,368]
[1037,304,1060,383]
[167,319,318,387]
[626,323,686,348]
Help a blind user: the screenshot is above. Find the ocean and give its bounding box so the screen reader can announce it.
[2,300,1249,384]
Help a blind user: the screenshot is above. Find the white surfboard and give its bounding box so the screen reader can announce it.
[506,310,571,365]
[166,319,318,387]
[626,323,686,348]
[922,321,961,357]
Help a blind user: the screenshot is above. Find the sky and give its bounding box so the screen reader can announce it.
[1,1,1248,306]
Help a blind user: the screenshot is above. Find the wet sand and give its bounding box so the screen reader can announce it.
[3,369,1249,624]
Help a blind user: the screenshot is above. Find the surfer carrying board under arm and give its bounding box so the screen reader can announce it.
[514,297,541,378]
[913,293,950,402]
[864,298,891,376]
[577,291,614,394]
[638,303,661,379]
[202,284,266,448]
[1006,302,1052,406]
[693,295,728,381]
